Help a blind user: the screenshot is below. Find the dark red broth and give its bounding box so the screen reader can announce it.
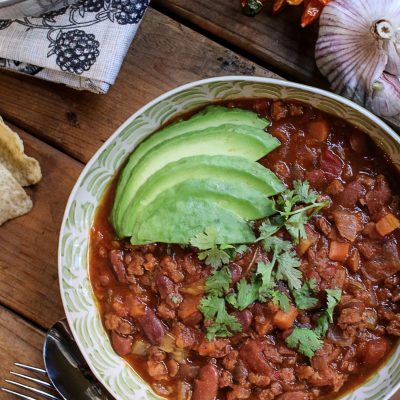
[89,99,400,400]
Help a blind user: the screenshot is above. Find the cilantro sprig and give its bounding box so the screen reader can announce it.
[268,180,328,244]
[257,229,302,291]
[293,279,318,310]
[190,226,235,269]
[199,266,242,340]
[192,180,330,347]
[286,288,342,358]
[286,328,323,359]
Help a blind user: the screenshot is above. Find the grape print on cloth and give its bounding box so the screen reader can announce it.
[0,0,149,93]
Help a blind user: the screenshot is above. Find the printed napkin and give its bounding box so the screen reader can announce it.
[0,0,149,93]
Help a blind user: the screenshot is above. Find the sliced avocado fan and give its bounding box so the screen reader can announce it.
[112,106,269,228]
[130,178,276,244]
[113,123,280,237]
[122,155,285,238]
[134,199,256,245]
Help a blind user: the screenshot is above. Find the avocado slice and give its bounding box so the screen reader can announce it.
[112,106,270,228]
[133,198,256,245]
[127,178,275,241]
[122,155,285,235]
[113,124,280,237]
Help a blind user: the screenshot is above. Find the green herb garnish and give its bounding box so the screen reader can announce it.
[204,265,232,297]
[272,291,291,313]
[286,288,342,358]
[286,328,324,359]
[261,180,328,244]
[199,266,242,340]
[199,296,242,340]
[226,277,260,311]
[192,180,330,347]
[293,279,318,310]
[190,226,234,269]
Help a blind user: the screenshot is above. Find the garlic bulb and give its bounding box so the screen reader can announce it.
[315,0,400,118]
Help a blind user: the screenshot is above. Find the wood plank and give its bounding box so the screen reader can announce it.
[0,124,82,328]
[152,0,326,86]
[0,8,279,164]
[154,0,400,133]
[0,305,46,399]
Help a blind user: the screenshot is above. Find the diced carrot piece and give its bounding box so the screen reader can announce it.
[307,120,330,142]
[329,241,350,262]
[297,224,319,256]
[178,295,202,320]
[376,213,400,236]
[273,305,299,330]
[180,279,205,295]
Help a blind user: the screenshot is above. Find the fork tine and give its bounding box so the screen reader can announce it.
[10,372,53,389]
[1,387,37,400]
[5,380,61,400]
[15,363,47,376]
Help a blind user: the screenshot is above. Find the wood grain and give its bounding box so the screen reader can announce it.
[0,8,279,164]
[0,124,82,328]
[154,0,400,133]
[153,0,326,86]
[0,305,47,399]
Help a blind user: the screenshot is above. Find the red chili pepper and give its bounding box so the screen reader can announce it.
[272,0,287,14]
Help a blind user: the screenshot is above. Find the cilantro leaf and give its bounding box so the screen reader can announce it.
[258,220,280,240]
[191,227,235,269]
[272,291,291,312]
[235,244,248,255]
[285,211,308,243]
[256,261,275,302]
[262,236,292,254]
[227,277,260,311]
[314,314,329,338]
[190,226,218,249]
[286,327,324,358]
[325,288,342,322]
[293,180,318,204]
[199,295,220,321]
[200,296,241,340]
[204,266,231,297]
[198,246,232,269]
[315,288,342,338]
[256,261,274,288]
[293,279,318,310]
[275,250,302,290]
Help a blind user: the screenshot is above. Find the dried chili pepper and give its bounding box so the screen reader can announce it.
[301,0,330,27]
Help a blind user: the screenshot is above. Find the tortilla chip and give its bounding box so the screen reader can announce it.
[0,163,32,226]
[0,116,42,187]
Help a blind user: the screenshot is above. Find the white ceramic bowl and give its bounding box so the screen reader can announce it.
[59,76,400,400]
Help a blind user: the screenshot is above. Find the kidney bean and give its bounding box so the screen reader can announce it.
[232,309,253,332]
[109,250,127,283]
[111,332,132,356]
[239,340,272,376]
[139,308,166,345]
[156,275,175,299]
[192,364,218,400]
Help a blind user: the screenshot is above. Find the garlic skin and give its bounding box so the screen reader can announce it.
[315,0,400,118]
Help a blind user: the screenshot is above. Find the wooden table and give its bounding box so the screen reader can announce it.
[0,2,398,399]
